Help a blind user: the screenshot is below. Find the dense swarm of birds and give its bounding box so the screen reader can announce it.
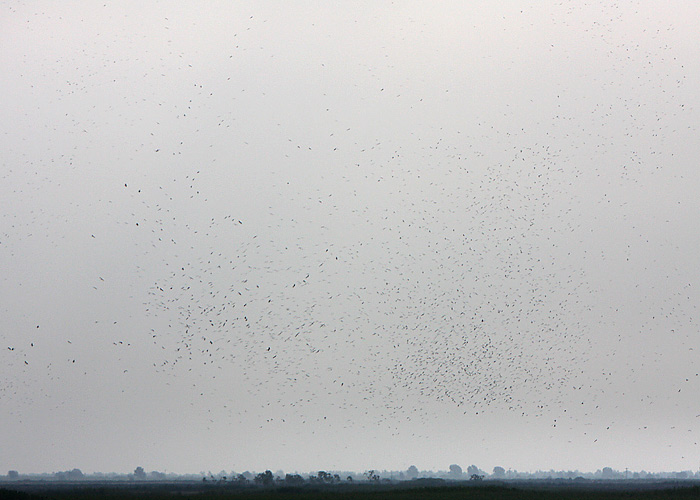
[138,139,594,420]
[2,1,700,464]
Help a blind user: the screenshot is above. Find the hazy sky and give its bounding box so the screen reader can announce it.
[2,1,700,475]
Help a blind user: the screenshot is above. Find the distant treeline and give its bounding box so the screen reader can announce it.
[3,465,700,484]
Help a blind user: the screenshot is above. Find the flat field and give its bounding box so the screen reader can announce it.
[3,481,700,500]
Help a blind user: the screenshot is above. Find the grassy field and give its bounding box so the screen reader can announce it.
[3,481,700,500]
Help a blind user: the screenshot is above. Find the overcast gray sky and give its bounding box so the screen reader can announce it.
[2,1,700,475]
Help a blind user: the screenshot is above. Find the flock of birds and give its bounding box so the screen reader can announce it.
[137,139,595,421]
[2,0,700,470]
